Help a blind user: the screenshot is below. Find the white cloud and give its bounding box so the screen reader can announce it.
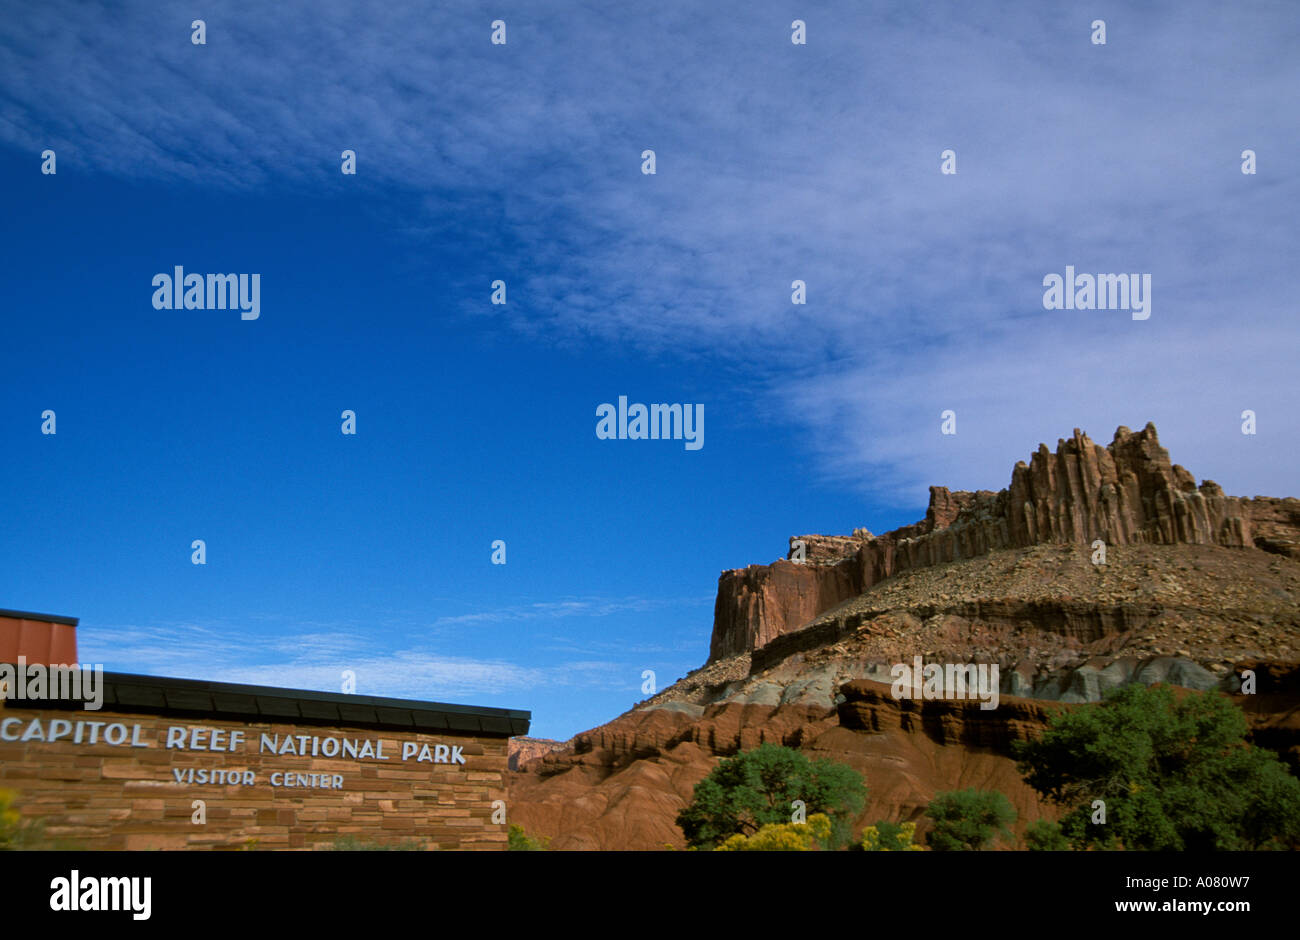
[430,596,707,628]
[76,608,687,701]
[3,0,1295,501]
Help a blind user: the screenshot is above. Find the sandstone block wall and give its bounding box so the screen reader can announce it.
[0,703,509,850]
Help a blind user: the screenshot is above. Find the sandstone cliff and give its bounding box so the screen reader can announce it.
[508,736,569,771]
[710,424,1295,661]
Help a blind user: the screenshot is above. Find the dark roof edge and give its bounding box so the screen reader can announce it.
[0,668,531,738]
[0,609,79,626]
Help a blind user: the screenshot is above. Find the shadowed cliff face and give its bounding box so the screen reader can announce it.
[710,556,864,662]
[710,424,1296,662]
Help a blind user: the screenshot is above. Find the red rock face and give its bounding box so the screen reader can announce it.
[508,736,568,771]
[507,682,1062,850]
[710,559,862,661]
[1005,425,1248,549]
[1247,497,1300,558]
[709,424,1287,663]
[509,673,1300,850]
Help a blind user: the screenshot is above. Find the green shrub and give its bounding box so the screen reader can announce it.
[330,834,425,851]
[676,743,866,850]
[0,789,25,850]
[924,789,1016,851]
[0,788,81,850]
[1024,819,1070,851]
[1013,683,1300,850]
[507,824,550,851]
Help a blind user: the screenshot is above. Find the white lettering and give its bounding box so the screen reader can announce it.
[597,397,704,450]
[51,870,151,920]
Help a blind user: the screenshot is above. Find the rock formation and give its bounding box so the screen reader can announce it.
[710,424,1292,661]
[507,736,568,771]
[710,553,863,662]
[508,423,1300,850]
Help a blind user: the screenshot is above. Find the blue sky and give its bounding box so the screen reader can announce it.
[1,1,1296,740]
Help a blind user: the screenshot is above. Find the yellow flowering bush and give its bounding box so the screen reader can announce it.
[0,788,43,850]
[860,819,924,851]
[0,788,80,850]
[716,812,832,851]
[0,789,20,847]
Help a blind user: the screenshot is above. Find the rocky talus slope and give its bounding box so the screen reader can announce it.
[509,424,1300,849]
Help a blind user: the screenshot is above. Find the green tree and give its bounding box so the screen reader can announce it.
[507,824,550,851]
[1013,683,1300,850]
[676,743,866,849]
[924,789,1016,851]
[1024,819,1070,851]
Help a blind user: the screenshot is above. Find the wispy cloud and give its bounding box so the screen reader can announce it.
[430,596,707,628]
[77,608,686,702]
[539,634,703,657]
[3,0,1295,500]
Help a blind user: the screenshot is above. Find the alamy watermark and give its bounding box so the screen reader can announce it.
[1042,266,1151,320]
[50,870,150,920]
[596,396,703,450]
[0,656,104,710]
[890,657,999,710]
[151,266,260,320]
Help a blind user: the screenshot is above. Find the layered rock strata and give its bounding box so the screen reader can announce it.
[710,424,1290,661]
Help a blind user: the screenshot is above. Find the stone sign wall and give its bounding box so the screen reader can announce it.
[0,674,527,851]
